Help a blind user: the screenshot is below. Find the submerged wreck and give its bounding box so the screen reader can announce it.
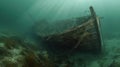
[35,6,103,53]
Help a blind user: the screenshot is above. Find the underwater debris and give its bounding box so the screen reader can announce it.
[34,6,102,54]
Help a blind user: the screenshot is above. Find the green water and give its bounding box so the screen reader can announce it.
[0,0,120,38]
[0,0,120,67]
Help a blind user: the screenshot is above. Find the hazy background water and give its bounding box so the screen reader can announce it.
[0,0,120,39]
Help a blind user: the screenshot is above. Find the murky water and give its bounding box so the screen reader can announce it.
[0,0,120,67]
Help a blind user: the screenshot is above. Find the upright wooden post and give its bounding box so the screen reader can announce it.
[90,6,102,53]
[90,6,96,18]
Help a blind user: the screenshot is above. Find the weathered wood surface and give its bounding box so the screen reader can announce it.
[35,6,102,53]
[43,17,101,52]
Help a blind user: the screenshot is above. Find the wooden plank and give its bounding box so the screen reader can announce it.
[90,6,102,52]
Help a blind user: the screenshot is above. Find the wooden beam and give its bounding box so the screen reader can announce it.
[90,6,102,52]
[90,6,96,18]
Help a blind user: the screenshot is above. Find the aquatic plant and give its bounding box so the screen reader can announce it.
[23,52,43,67]
[0,35,77,67]
[0,36,19,49]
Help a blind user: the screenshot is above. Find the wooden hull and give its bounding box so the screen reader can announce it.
[36,6,102,53]
[43,17,101,53]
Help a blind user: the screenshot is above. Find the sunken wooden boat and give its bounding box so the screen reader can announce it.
[35,6,103,53]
